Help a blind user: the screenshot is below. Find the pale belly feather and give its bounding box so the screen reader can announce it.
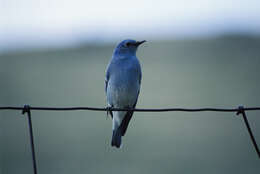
[107,83,139,108]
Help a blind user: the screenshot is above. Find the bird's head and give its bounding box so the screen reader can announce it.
[113,39,146,57]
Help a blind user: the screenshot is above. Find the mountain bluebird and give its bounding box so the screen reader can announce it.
[105,39,146,148]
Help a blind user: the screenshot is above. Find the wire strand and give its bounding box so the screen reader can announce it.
[1,106,260,112]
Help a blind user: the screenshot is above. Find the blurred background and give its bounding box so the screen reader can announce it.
[1,0,260,173]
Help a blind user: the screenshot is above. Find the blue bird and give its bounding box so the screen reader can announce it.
[105,39,146,148]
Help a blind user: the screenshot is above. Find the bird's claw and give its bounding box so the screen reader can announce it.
[106,106,113,118]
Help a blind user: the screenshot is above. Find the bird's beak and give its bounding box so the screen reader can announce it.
[135,40,146,46]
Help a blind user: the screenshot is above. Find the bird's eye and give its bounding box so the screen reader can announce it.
[125,42,131,47]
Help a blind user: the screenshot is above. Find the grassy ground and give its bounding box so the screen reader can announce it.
[0,37,260,174]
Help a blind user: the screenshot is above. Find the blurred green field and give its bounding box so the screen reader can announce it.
[0,37,260,174]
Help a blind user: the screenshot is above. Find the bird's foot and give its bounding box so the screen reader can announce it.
[106,106,113,119]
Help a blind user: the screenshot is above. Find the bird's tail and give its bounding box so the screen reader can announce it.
[111,128,122,148]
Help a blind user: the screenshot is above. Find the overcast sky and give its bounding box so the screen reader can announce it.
[1,0,260,52]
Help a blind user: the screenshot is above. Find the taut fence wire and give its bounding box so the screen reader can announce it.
[0,105,259,174]
[1,106,260,112]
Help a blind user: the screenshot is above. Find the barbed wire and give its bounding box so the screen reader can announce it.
[1,106,260,112]
[0,105,259,174]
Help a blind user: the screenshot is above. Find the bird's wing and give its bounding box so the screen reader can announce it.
[139,69,142,85]
[105,71,109,94]
[138,59,142,85]
[120,64,142,136]
[105,63,113,118]
[105,59,113,94]
[120,90,139,136]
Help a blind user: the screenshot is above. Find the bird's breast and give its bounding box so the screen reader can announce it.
[107,78,140,107]
[106,57,141,107]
